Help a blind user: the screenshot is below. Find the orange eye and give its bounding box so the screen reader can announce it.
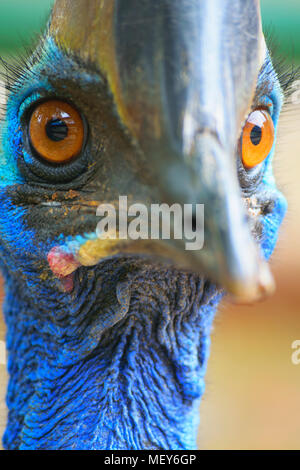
[29,100,84,164]
[241,109,274,169]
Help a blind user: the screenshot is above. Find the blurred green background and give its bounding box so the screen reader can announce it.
[0,0,53,53]
[0,0,300,451]
[0,0,299,60]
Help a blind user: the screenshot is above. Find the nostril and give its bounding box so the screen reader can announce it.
[261,199,275,216]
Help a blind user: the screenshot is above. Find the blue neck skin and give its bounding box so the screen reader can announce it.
[2,257,222,450]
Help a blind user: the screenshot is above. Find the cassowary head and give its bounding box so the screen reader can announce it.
[0,0,290,450]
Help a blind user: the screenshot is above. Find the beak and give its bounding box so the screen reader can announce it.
[50,0,272,302]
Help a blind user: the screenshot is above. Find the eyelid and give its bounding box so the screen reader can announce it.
[18,91,44,119]
[254,95,274,117]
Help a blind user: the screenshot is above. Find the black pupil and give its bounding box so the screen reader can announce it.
[250,125,262,146]
[46,119,68,142]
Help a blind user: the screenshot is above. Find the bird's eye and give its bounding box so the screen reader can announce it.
[28,100,84,164]
[240,109,274,169]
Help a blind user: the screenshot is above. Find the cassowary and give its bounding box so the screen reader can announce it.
[0,0,293,450]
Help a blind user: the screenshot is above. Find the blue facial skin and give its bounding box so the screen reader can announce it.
[0,38,287,450]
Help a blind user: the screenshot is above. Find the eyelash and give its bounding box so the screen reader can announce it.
[267,43,300,98]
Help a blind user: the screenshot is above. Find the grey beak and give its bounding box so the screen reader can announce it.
[112,0,271,300]
[50,0,271,301]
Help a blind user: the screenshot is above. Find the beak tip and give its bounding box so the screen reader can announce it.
[226,262,276,304]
